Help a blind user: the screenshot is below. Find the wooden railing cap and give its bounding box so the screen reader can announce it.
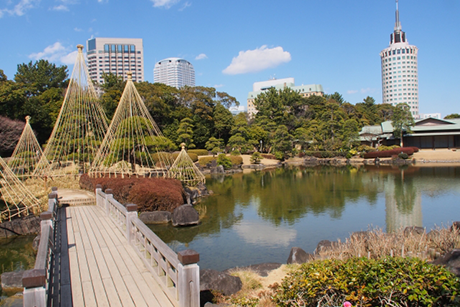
[96,184,102,189]
[178,249,200,265]
[105,188,113,195]
[22,269,46,288]
[126,204,137,212]
[48,192,57,199]
[40,211,53,220]
[51,187,58,191]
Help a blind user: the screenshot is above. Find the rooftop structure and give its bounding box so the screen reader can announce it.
[153,58,195,89]
[380,0,419,118]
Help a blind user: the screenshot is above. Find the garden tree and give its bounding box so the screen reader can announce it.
[319,99,346,143]
[205,137,223,155]
[0,69,7,82]
[341,119,360,150]
[228,112,257,153]
[293,127,311,150]
[216,91,239,109]
[324,92,345,105]
[444,113,460,119]
[99,73,125,119]
[0,115,25,156]
[355,96,379,126]
[392,103,415,147]
[271,125,293,159]
[176,117,195,148]
[248,124,268,152]
[253,87,299,129]
[213,102,234,142]
[14,60,68,97]
[377,103,395,122]
[0,79,27,120]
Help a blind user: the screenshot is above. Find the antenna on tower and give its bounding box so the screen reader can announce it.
[395,0,401,32]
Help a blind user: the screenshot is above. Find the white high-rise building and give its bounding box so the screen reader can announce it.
[380,0,419,118]
[86,38,144,85]
[153,58,195,89]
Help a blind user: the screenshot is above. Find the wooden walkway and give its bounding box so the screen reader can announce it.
[66,205,174,307]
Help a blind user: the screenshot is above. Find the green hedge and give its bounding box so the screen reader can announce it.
[198,155,242,166]
[303,151,348,158]
[274,257,460,307]
[228,155,243,165]
[198,156,216,166]
[187,149,208,156]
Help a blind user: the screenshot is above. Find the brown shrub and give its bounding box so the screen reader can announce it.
[79,174,185,212]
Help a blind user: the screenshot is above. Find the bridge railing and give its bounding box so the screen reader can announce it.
[22,188,59,307]
[95,185,200,307]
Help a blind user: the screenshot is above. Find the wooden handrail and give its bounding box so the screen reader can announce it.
[95,187,200,307]
[23,189,59,307]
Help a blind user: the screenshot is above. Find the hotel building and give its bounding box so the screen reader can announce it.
[380,0,419,118]
[153,58,195,89]
[247,78,324,118]
[86,38,144,85]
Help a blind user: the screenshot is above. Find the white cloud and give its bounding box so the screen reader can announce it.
[29,42,78,65]
[74,27,82,32]
[361,87,376,94]
[178,1,191,11]
[213,84,223,88]
[347,90,358,94]
[52,4,69,11]
[223,45,291,75]
[1,0,39,17]
[195,53,207,60]
[150,0,180,8]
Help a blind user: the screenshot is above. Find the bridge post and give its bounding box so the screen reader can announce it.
[177,250,200,307]
[126,204,137,243]
[105,189,113,217]
[95,184,102,208]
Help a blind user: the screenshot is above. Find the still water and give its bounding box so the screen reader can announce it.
[150,165,460,271]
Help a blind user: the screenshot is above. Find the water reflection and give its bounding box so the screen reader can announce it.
[149,165,460,270]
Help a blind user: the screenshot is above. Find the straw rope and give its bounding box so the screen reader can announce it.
[168,143,205,187]
[0,156,41,222]
[33,44,109,178]
[89,72,171,178]
[7,116,47,179]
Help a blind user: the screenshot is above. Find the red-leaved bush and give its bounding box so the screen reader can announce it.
[79,174,185,212]
[364,147,415,159]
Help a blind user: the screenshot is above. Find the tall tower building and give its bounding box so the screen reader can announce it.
[86,38,144,85]
[153,58,195,89]
[380,1,419,118]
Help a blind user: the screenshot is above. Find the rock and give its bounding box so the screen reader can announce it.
[314,240,336,254]
[432,249,460,277]
[32,235,40,252]
[172,205,199,227]
[287,247,314,264]
[404,226,425,236]
[139,211,171,224]
[0,216,41,239]
[0,293,23,307]
[216,165,225,173]
[1,271,24,293]
[200,269,242,296]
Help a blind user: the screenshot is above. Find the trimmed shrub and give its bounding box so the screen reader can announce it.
[250,152,262,164]
[230,150,241,156]
[228,155,243,165]
[172,152,198,162]
[398,152,409,159]
[364,147,414,159]
[151,152,174,164]
[79,174,184,212]
[187,149,208,156]
[274,257,460,307]
[217,154,232,169]
[198,156,216,166]
[261,153,276,159]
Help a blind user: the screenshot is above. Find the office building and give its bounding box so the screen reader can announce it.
[86,38,144,85]
[247,78,324,117]
[153,58,195,89]
[380,1,419,118]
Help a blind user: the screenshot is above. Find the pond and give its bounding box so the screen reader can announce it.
[150,165,460,271]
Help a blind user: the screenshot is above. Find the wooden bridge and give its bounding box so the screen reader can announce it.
[22,186,200,307]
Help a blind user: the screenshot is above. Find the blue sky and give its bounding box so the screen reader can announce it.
[1,0,459,117]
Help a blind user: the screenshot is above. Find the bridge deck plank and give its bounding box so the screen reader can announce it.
[66,205,174,307]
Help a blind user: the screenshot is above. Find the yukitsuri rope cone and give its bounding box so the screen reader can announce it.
[33,44,109,178]
[7,116,47,179]
[168,143,205,187]
[0,157,41,222]
[89,72,171,178]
